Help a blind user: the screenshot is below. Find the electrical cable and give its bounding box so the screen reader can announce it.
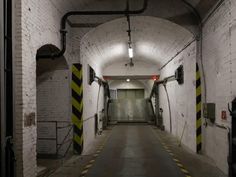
[181,0,208,126]
[163,83,172,133]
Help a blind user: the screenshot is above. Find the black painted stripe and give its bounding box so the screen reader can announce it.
[196,95,201,103]
[74,142,83,154]
[196,63,199,71]
[197,143,202,151]
[197,111,201,119]
[74,125,83,137]
[72,89,83,103]
[196,79,201,87]
[74,63,82,71]
[72,106,83,120]
[197,127,201,136]
[72,73,83,87]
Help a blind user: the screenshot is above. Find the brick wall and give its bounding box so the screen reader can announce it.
[159,42,197,152]
[202,0,236,174]
[13,0,88,176]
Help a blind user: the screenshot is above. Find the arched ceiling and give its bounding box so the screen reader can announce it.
[68,0,219,34]
[81,16,194,69]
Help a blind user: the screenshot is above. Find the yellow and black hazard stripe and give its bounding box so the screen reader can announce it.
[80,135,110,177]
[196,63,202,153]
[72,63,83,154]
[160,139,192,177]
[151,127,192,177]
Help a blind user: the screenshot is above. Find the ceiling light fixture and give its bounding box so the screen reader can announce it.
[126,1,134,62]
[128,47,133,58]
[126,78,130,82]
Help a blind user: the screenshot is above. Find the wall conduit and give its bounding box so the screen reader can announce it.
[36,0,148,59]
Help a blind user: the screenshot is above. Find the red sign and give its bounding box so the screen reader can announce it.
[221,111,227,120]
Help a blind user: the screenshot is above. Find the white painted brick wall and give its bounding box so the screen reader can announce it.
[13,0,89,176]
[37,69,71,156]
[103,60,159,76]
[159,42,197,152]
[202,0,236,174]
[81,53,105,152]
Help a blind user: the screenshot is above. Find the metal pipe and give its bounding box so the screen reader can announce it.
[37,0,148,59]
[202,0,225,25]
[182,0,208,126]
[163,83,172,133]
[159,38,196,71]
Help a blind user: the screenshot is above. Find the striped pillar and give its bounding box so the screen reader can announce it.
[196,63,202,153]
[71,63,83,154]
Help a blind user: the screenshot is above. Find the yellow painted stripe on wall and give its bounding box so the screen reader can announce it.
[72,65,82,79]
[197,134,202,144]
[72,114,83,129]
[196,118,202,129]
[196,71,200,80]
[74,134,83,145]
[72,81,83,95]
[196,86,201,97]
[196,103,201,113]
[72,97,83,112]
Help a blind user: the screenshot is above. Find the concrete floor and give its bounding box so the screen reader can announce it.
[86,124,185,177]
[46,124,227,177]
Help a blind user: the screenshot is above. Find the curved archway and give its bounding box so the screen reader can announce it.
[36,45,72,162]
[81,16,195,70]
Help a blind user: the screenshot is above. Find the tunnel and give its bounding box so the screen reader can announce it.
[0,0,236,177]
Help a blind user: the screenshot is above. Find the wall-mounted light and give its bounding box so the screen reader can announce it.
[128,47,133,58]
[126,78,130,82]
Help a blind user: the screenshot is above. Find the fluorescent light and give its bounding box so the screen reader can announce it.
[128,47,133,58]
[126,78,130,82]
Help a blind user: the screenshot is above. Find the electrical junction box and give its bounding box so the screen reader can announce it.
[175,65,184,85]
[88,65,96,85]
[203,103,216,123]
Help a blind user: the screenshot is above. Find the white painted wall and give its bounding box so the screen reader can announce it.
[14,0,87,176]
[81,16,194,68]
[81,53,104,153]
[37,69,71,157]
[103,60,159,76]
[159,42,197,152]
[201,0,236,174]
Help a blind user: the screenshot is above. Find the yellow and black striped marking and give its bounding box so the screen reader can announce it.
[72,63,83,154]
[159,138,192,177]
[150,128,192,177]
[80,136,110,177]
[196,63,202,153]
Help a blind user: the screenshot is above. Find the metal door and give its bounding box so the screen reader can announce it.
[108,99,153,122]
[117,89,145,99]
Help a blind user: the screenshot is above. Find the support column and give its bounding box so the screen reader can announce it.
[71,64,83,154]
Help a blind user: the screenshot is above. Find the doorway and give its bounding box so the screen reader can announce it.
[117,89,145,99]
[36,45,72,175]
[109,89,151,122]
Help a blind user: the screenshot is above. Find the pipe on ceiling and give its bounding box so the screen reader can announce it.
[36,0,148,60]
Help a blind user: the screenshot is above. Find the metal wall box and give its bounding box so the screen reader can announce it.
[203,103,216,123]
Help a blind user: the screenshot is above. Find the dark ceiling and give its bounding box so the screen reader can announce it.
[68,0,220,34]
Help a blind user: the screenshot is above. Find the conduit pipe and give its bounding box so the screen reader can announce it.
[36,0,148,59]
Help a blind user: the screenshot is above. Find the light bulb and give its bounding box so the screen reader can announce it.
[128,47,133,58]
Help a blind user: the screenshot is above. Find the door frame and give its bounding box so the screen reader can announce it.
[1,0,14,176]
